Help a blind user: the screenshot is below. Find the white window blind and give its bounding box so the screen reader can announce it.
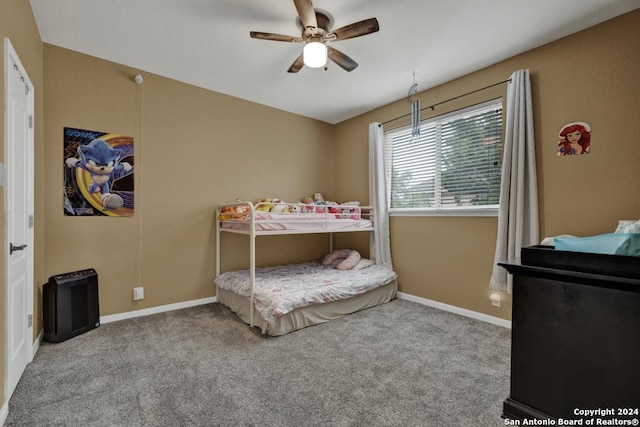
[385,99,503,214]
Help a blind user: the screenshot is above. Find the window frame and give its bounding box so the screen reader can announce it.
[386,98,504,218]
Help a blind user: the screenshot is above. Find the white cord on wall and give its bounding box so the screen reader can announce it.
[134,73,145,295]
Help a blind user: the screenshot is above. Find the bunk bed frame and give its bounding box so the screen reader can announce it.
[215,200,396,335]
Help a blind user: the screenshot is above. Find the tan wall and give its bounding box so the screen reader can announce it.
[334,10,640,320]
[1,0,45,411]
[43,45,336,317]
[2,3,639,415]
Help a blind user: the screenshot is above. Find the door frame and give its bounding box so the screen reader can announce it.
[3,37,35,402]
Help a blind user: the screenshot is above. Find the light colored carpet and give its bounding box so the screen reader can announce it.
[5,299,511,426]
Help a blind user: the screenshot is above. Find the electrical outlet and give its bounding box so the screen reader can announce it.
[489,293,502,307]
[133,287,144,301]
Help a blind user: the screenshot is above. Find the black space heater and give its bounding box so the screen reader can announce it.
[43,268,100,343]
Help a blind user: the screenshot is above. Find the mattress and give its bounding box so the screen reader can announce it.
[220,212,373,232]
[217,280,398,336]
[215,261,398,335]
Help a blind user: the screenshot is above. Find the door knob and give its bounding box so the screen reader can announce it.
[10,243,27,255]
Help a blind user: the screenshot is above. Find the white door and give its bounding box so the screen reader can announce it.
[4,38,34,401]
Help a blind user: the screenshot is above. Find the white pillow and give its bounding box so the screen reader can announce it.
[322,249,362,270]
[353,258,375,270]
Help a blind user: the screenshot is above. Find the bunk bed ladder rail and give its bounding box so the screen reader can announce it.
[215,201,258,329]
[248,203,256,328]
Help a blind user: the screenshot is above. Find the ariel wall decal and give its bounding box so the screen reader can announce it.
[557,122,591,156]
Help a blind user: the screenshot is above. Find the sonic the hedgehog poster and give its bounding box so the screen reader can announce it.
[63,127,134,217]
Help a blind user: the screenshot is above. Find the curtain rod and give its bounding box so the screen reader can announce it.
[379,78,511,126]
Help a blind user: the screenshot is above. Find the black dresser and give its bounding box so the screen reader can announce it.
[499,246,640,421]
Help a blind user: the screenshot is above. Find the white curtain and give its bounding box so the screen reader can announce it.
[489,69,539,293]
[369,122,393,270]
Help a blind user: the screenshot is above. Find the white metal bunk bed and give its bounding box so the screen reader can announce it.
[214,200,398,335]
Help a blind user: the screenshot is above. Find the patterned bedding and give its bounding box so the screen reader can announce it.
[214,261,398,324]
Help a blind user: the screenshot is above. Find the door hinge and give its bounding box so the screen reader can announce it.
[28,115,33,129]
[28,314,33,328]
[29,215,34,228]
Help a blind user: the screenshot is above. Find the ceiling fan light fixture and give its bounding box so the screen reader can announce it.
[303,40,327,68]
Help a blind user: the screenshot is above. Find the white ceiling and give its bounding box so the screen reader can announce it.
[29,0,640,124]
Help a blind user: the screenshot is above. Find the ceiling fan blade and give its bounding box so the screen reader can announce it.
[287,53,305,73]
[327,47,358,72]
[328,18,379,41]
[250,31,303,43]
[293,0,318,31]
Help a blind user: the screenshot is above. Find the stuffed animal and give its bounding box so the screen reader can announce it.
[322,249,362,270]
[218,205,250,220]
[234,205,250,219]
[271,200,291,213]
[313,193,327,213]
[338,201,361,219]
[289,204,301,214]
[218,206,235,220]
[301,196,316,213]
[256,198,275,212]
[326,201,339,215]
[339,207,354,219]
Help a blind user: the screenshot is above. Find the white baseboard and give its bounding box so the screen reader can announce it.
[100,296,217,324]
[33,329,43,359]
[0,402,7,426]
[397,292,512,329]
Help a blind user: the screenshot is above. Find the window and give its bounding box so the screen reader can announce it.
[385,99,503,216]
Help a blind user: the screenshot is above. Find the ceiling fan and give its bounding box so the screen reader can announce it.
[250,0,379,73]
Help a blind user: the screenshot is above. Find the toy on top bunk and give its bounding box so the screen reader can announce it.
[302,192,338,213]
[336,201,361,219]
[255,198,279,212]
[313,192,327,212]
[272,200,292,213]
[251,194,363,218]
[300,196,317,213]
[300,193,362,218]
[322,248,376,270]
[218,204,250,220]
[298,193,326,213]
[255,198,297,214]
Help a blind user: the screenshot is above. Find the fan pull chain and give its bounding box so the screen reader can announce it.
[408,72,420,140]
